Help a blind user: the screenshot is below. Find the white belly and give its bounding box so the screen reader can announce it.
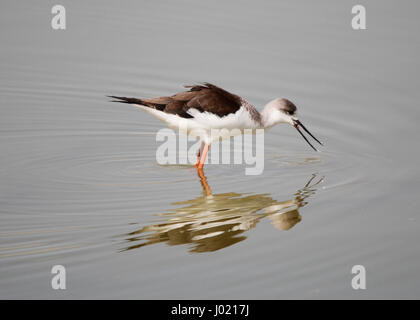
[134,104,261,143]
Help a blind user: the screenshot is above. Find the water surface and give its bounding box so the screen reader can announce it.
[1,0,420,299]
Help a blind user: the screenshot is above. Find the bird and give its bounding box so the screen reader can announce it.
[108,83,323,168]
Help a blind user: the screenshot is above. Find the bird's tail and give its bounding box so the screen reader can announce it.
[107,95,169,113]
[107,96,147,105]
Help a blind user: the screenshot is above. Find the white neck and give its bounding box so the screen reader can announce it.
[258,99,296,130]
[260,104,285,129]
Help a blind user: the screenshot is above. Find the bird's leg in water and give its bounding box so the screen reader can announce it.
[196,167,212,196]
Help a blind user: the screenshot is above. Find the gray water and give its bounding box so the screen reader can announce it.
[1,0,420,299]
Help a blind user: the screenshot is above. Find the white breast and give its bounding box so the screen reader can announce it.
[134,104,261,143]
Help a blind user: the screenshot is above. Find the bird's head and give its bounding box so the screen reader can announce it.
[263,98,323,151]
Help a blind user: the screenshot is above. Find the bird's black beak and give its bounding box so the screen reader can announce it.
[293,119,323,152]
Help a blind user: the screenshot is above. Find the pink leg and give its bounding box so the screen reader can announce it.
[197,143,210,169]
[196,166,212,196]
[195,142,205,166]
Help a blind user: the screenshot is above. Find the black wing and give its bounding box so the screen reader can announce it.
[108,83,243,119]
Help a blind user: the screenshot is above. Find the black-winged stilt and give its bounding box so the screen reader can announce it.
[109,83,322,168]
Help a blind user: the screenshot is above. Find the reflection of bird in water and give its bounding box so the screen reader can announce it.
[122,169,323,253]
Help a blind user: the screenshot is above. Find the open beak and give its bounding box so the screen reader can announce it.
[293,119,323,151]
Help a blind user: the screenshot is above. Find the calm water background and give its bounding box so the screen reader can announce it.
[1,0,420,299]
